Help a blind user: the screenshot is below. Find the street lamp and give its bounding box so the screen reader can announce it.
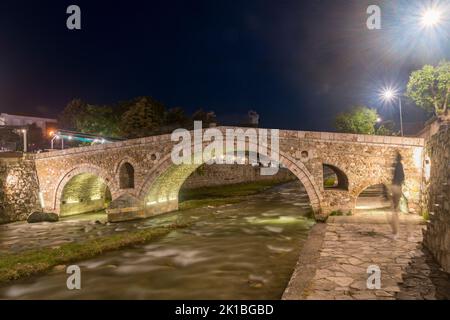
[421,8,443,28]
[21,129,28,153]
[380,87,403,137]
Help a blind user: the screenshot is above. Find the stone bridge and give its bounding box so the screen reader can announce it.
[33,127,425,222]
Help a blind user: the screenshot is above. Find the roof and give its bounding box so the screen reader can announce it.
[0,113,57,122]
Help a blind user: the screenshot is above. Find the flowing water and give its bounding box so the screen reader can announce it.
[0,181,314,300]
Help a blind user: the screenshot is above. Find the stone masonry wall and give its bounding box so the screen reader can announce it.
[423,125,450,272]
[0,157,40,223]
[181,164,295,190]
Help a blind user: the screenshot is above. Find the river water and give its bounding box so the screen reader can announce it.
[0,181,314,300]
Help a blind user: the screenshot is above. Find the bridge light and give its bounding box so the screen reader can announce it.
[68,135,73,140]
[379,85,404,136]
[38,192,45,208]
[413,147,423,169]
[6,174,18,186]
[158,197,168,203]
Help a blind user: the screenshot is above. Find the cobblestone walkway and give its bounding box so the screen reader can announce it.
[300,215,450,300]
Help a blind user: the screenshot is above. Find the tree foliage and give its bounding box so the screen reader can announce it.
[119,96,166,138]
[335,106,379,135]
[375,120,396,136]
[76,105,120,137]
[164,107,190,128]
[59,99,120,137]
[58,99,88,131]
[406,60,450,115]
[58,97,219,139]
[192,108,217,127]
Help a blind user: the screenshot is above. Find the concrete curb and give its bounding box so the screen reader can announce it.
[282,222,327,300]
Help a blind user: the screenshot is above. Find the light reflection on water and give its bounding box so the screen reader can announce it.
[0,181,314,300]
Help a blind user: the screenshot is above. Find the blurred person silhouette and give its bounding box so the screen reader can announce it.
[391,152,405,239]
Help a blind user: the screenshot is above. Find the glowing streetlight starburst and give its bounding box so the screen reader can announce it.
[421,8,442,28]
[380,88,397,102]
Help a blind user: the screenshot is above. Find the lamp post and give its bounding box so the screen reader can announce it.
[21,129,28,153]
[420,8,443,28]
[380,88,404,137]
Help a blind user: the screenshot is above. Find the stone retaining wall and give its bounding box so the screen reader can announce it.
[181,164,295,190]
[0,157,40,223]
[423,125,450,272]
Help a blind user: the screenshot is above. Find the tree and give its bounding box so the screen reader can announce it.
[59,100,120,137]
[58,99,88,131]
[119,96,166,138]
[375,120,396,136]
[26,123,45,151]
[406,60,450,116]
[335,106,379,134]
[0,127,20,151]
[191,108,217,128]
[75,105,120,137]
[164,107,189,128]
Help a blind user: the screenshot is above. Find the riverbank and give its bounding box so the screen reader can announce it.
[0,223,187,284]
[0,179,296,286]
[283,213,450,300]
[0,181,313,299]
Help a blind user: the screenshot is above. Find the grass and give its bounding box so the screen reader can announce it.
[422,210,430,221]
[0,223,186,284]
[179,179,295,210]
[323,177,336,188]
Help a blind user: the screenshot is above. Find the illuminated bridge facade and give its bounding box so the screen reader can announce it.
[33,127,425,222]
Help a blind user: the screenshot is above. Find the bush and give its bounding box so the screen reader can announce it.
[324,177,336,187]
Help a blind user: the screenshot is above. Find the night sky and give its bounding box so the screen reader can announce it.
[0,0,449,131]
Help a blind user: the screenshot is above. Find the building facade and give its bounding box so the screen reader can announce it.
[0,113,57,133]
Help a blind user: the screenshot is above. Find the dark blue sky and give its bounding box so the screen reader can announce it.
[0,0,449,130]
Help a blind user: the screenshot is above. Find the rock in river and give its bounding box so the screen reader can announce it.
[27,211,59,223]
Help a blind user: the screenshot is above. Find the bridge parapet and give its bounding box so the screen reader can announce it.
[33,128,425,161]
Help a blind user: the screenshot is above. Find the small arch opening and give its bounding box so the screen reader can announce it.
[323,164,348,190]
[355,184,390,211]
[119,162,135,189]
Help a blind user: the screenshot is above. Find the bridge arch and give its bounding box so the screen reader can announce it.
[53,164,119,215]
[322,163,349,191]
[137,141,322,216]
